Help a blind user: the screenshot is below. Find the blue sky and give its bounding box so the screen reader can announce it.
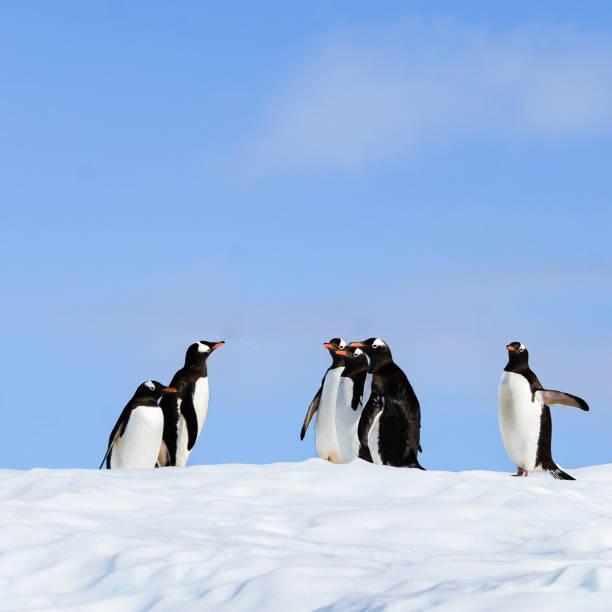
[1,1,610,472]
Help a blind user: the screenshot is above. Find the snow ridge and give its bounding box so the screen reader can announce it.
[1,461,612,611]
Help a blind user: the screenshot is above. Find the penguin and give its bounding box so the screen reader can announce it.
[99,381,176,469]
[498,341,589,479]
[335,345,372,463]
[351,338,424,469]
[158,340,225,467]
[300,338,347,463]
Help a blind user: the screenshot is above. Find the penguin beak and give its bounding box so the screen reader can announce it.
[336,350,349,356]
[350,342,364,347]
[163,387,177,393]
[323,343,334,349]
[507,345,516,351]
[211,341,225,350]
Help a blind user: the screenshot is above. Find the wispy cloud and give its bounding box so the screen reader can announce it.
[238,18,612,174]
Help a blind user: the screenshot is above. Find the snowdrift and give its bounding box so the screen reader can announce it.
[1,460,612,611]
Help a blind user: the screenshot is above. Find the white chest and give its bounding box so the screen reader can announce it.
[111,406,163,469]
[335,376,364,463]
[176,376,210,466]
[498,371,542,470]
[193,376,210,435]
[315,367,344,463]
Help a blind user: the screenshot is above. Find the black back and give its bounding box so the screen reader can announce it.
[355,338,424,468]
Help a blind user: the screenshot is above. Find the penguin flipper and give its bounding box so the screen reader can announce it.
[180,392,199,452]
[300,385,322,440]
[535,389,589,411]
[99,410,129,469]
[357,390,383,448]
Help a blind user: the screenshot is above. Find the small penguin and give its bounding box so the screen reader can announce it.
[99,381,176,469]
[351,338,424,469]
[300,338,347,463]
[159,340,225,467]
[335,345,371,463]
[499,341,589,479]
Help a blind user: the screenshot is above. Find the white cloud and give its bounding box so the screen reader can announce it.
[238,18,612,173]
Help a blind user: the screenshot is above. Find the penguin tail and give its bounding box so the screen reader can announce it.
[406,450,426,470]
[548,465,575,480]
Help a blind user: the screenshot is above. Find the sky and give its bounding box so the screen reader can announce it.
[1,1,611,472]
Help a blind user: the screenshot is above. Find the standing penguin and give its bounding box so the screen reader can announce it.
[351,338,424,469]
[99,381,177,469]
[300,338,348,463]
[159,340,225,467]
[335,345,371,463]
[498,341,589,479]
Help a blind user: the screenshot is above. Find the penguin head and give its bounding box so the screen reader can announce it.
[341,345,369,370]
[506,341,529,364]
[322,338,348,355]
[349,338,392,361]
[185,340,225,367]
[135,380,177,400]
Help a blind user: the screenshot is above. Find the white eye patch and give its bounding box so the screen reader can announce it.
[519,343,526,352]
[145,381,155,391]
[338,339,347,349]
[197,343,210,353]
[353,348,364,356]
[372,338,386,348]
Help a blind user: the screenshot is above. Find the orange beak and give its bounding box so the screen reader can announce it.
[336,350,349,356]
[212,341,225,350]
[163,387,177,393]
[323,343,333,349]
[507,345,515,351]
[350,342,363,347]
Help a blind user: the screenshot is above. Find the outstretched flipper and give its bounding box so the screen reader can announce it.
[300,383,322,440]
[535,389,589,411]
[358,390,384,449]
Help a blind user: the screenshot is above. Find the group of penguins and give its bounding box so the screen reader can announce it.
[100,336,590,480]
[100,340,224,469]
[300,338,589,480]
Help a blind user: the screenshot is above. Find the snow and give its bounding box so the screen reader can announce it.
[2,460,612,611]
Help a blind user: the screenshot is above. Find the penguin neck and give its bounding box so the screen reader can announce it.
[367,351,392,373]
[185,358,208,377]
[344,355,368,378]
[329,353,346,369]
[504,353,530,374]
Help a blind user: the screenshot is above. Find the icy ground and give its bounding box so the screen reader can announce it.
[1,461,612,611]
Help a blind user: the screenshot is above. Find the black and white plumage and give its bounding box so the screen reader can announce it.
[352,338,424,469]
[498,341,589,480]
[300,338,348,463]
[99,381,176,469]
[159,340,225,467]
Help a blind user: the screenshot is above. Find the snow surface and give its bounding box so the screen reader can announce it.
[2,460,612,611]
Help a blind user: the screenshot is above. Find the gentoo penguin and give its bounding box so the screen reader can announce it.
[159,340,225,467]
[99,381,177,469]
[300,338,348,463]
[498,341,589,479]
[335,345,372,463]
[351,338,424,469]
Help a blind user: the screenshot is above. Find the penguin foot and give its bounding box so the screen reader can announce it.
[511,468,526,477]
